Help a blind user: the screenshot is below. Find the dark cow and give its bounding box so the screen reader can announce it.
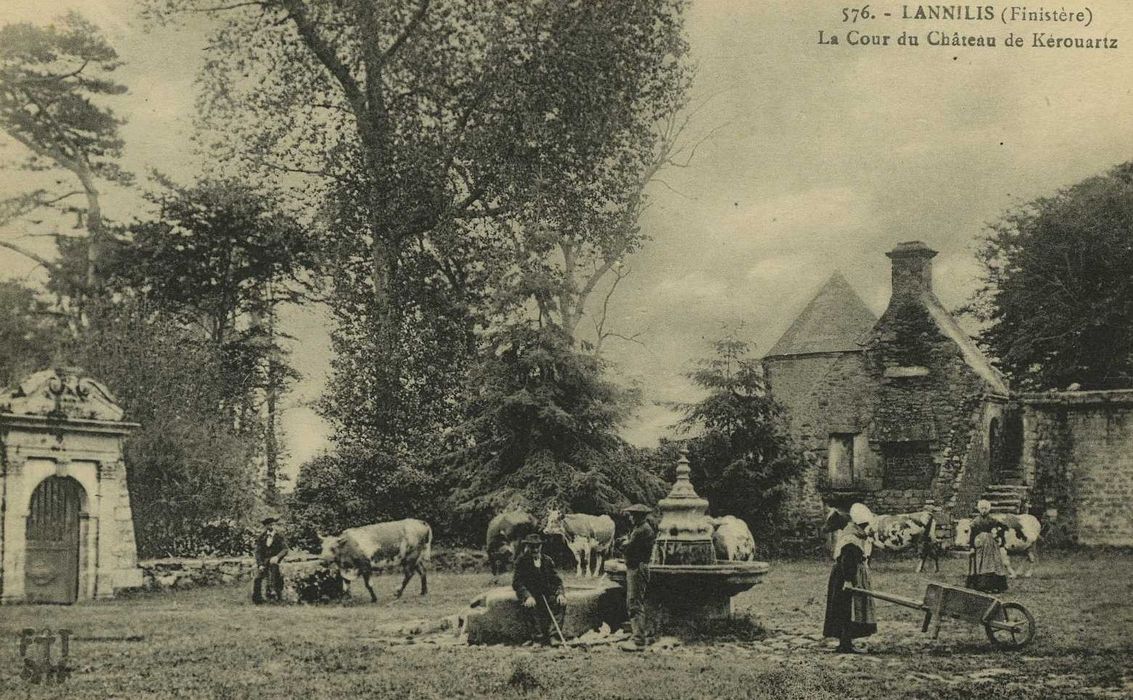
[866,511,940,572]
[544,509,615,577]
[485,510,539,575]
[318,519,432,602]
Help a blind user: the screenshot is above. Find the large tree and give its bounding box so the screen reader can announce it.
[444,322,665,523]
[70,298,260,557]
[966,162,1133,390]
[673,336,807,540]
[0,13,130,296]
[146,0,691,447]
[110,177,315,501]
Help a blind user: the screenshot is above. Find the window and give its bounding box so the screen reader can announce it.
[882,441,932,489]
[828,434,856,489]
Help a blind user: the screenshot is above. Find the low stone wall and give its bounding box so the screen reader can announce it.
[137,547,492,593]
[139,556,273,591]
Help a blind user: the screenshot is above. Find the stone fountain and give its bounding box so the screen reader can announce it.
[610,450,770,627]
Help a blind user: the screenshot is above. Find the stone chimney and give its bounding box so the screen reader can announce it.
[886,241,937,302]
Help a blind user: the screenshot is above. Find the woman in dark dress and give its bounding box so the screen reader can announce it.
[823,503,877,654]
[966,499,1009,593]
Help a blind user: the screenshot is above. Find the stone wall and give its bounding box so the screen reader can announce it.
[136,548,492,593]
[1022,391,1133,546]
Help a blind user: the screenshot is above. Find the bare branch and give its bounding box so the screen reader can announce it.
[257,157,348,183]
[0,240,57,269]
[278,0,366,115]
[171,1,267,13]
[380,0,432,65]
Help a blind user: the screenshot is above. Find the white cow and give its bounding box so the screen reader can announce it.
[954,513,1042,578]
[544,510,615,577]
[866,510,940,572]
[318,518,432,601]
[709,515,756,561]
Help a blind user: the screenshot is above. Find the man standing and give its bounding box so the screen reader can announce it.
[252,516,289,604]
[512,534,567,645]
[620,504,656,652]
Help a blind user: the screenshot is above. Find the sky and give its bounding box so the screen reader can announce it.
[3,1,1132,485]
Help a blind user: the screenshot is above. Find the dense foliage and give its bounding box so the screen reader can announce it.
[445,324,666,523]
[0,281,64,387]
[70,302,261,558]
[966,162,1133,390]
[674,336,808,543]
[1,5,696,555]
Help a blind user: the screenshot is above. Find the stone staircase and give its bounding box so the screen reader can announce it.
[978,484,1030,514]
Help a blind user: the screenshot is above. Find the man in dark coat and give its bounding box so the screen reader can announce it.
[252,516,289,604]
[619,504,656,652]
[512,534,566,645]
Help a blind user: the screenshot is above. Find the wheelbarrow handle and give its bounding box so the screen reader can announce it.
[845,586,927,611]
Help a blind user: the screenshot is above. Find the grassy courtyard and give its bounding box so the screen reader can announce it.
[2,551,1130,699]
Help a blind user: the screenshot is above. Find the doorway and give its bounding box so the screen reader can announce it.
[25,476,84,604]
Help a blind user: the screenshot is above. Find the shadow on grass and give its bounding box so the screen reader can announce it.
[669,612,768,644]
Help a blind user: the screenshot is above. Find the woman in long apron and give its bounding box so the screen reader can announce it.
[823,503,877,653]
[966,499,1009,593]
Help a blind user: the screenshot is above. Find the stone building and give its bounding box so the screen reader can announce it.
[0,368,143,603]
[764,242,1019,518]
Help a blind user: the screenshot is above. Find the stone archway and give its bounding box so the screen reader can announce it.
[25,476,86,604]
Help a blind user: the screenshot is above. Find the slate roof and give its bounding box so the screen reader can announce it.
[765,272,878,358]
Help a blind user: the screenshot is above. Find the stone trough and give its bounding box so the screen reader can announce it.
[463,578,627,645]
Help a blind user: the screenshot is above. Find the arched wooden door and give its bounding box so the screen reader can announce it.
[25,476,83,604]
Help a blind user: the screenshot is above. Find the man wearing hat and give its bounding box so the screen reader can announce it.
[252,516,289,604]
[512,534,567,645]
[620,504,656,652]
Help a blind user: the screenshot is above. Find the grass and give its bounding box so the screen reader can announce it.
[1,551,1130,699]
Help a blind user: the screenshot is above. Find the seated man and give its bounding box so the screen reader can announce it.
[252,516,289,604]
[511,534,567,645]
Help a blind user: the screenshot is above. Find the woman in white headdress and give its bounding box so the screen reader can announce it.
[823,503,877,653]
[966,499,1009,592]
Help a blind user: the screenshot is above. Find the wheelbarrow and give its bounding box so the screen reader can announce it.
[846,582,1035,649]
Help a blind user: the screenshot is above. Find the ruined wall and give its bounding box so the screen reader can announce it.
[1023,391,1133,546]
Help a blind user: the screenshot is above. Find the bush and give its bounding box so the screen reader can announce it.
[292,566,344,604]
[141,518,257,558]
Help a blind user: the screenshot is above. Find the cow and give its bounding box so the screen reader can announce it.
[954,513,1041,578]
[865,510,941,573]
[544,510,615,578]
[485,510,539,576]
[318,518,432,602]
[709,515,756,561]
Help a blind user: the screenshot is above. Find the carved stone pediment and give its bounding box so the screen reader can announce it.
[0,367,125,422]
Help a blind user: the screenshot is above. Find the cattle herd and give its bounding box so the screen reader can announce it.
[312,507,1045,602]
[837,508,1043,577]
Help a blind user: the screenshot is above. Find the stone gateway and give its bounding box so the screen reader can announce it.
[0,368,143,603]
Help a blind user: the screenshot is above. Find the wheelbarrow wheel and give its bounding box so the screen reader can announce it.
[984,602,1035,649]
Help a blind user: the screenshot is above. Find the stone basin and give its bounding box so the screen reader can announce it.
[605,559,770,623]
[463,579,627,645]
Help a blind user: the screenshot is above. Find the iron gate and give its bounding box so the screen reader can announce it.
[25,476,82,604]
